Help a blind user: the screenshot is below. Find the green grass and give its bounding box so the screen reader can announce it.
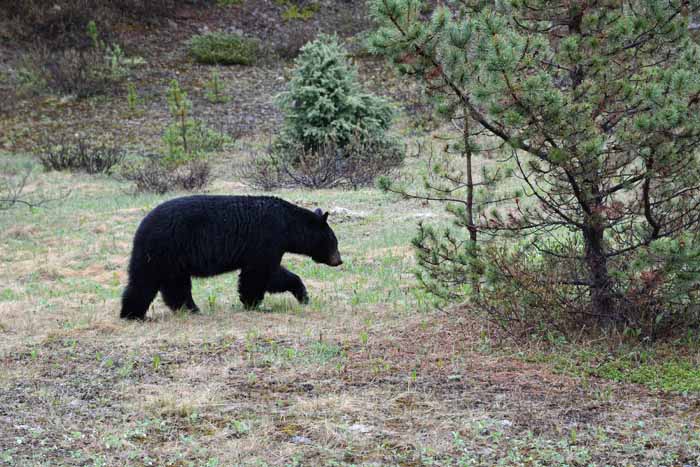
[0,151,424,335]
[525,341,700,395]
[2,147,698,465]
[592,354,700,393]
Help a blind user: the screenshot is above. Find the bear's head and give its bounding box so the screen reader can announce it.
[311,208,342,267]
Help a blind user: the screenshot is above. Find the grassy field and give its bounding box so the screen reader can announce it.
[1,148,699,467]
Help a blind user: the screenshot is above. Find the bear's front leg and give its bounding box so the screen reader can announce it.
[267,266,309,304]
[160,276,200,314]
[238,267,272,309]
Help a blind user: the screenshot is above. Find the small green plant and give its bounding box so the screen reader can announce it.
[118,359,134,378]
[16,62,47,95]
[207,293,218,311]
[86,20,128,80]
[359,331,369,346]
[126,82,142,114]
[162,79,230,165]
[152,354,161,372]
[204,69,230,104]
[227,419,250,438]
[165,79,193,163]
[308,341,343,363]
[217,0,242,5]
[188,32,259,65]
[87,20,100,49]
[280,3,319,21]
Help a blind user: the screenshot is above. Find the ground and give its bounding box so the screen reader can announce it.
[1,155,699,466]
[1,2,699,466]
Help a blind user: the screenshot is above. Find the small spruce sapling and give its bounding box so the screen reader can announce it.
[126,83,142,115]
[205,69,230,104]
[162,79,231,166]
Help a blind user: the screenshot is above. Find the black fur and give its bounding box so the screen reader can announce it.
[120,195,341,319]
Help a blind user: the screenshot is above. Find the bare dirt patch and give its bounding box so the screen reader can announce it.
[1,312,698,465]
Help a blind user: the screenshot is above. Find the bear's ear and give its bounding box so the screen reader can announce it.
[322,211,329,223]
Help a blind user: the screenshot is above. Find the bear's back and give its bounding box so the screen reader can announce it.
[130,195,297,277]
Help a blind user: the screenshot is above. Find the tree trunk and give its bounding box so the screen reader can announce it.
[583,223,615,324]
[463,109,479,296]
[464,111,476,245]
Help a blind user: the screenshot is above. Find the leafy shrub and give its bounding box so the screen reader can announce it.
[122,158,211,194]
[188,32,259,66]
[36,134,125,174]
[242,135,403,190]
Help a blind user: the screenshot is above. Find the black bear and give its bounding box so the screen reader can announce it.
[120,195,342,320]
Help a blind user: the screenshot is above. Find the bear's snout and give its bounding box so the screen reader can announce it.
[328,251,343,267]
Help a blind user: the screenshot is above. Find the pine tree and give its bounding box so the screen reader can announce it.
[162,79,230,166]
[276,34,394,151]
[369,1,700,331]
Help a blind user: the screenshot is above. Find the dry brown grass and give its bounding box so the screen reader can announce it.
[1,90,698,467]
[1,278,699,465]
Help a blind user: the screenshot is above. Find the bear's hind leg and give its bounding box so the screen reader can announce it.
[121,280,159,320]
[267,266,308,304]
[160,276,200,313]
[238,267,272,309]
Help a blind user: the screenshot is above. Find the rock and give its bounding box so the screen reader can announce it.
[348,423,372,434]
[225,27,246,36]
[405,212,436,220]
[329,207,368,222]
[290,435,312,445]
